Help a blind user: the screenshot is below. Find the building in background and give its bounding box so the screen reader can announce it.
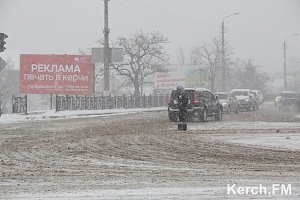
[154,64,208,95]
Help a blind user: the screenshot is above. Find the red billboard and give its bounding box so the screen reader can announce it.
[20,54,93,95]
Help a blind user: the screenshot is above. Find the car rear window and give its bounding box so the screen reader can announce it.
[280,93,298,98]
[171,90,194,99]
[231,91,248,96]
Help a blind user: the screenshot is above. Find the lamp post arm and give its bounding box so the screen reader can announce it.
[284,33,298,40]
[223,12,240,21]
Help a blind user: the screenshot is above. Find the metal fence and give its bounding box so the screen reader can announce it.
[55,94,169,112]
[9,93,289,114]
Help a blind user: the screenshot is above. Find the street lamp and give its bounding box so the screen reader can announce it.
[221,12,240,92]
[283,33,298,91]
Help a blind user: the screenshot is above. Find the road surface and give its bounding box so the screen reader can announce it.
[0,104,300,199]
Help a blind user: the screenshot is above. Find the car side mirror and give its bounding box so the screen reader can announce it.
[215,95,219,100]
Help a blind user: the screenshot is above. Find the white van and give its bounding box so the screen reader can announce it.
[251,90,264,105]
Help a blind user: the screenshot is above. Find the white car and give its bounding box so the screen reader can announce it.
[214,92,240,114]
[230,89,258,111]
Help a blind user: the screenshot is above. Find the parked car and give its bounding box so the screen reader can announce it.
[251,90,264,105]
[214,92,240,114]
[168,88,223,122]
[230,89,258,111]
[276,91,300,111]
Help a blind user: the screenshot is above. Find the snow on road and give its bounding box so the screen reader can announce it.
[2,105,300,151]
[1,104,300,199]
[0,107,166,124]
[8,187,221,200]
[189,120,300,131]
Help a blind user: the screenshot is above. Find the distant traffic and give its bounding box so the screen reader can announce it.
[168,87,300,122]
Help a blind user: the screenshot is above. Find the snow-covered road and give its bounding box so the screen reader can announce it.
[1,103,300,199]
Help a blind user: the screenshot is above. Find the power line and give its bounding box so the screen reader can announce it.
[112,0,217,32]
[122,0,187,20]
[124,0,210,26]
[111,0,166,23]
[128,0,220,31]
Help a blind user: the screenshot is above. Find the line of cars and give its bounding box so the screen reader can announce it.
[168,88,263,122]
[216,89,264,113]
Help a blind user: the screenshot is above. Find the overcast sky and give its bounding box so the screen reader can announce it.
[0,0,299,75]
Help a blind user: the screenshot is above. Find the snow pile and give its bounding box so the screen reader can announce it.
[0,107,167,124]
[189,121,300,131]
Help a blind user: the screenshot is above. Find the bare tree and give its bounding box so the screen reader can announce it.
[112,31,169,96]
[0,58,19,113]
[228,59,270,92]
[189,47,202,65]
[176,46,186,64]
[192,37,222,92]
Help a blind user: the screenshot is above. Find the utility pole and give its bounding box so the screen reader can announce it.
[221,20,225,92]
[103,0,110,95]
[221,12,239,92]
[283,33,298,91]
[283,40,287,91]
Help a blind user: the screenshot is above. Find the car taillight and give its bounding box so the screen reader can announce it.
[193,99,200,104]
[169,97,178,104]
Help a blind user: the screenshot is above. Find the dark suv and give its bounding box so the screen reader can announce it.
[168,88,223,122]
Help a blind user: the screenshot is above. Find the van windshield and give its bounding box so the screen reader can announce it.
[231,91,248,97]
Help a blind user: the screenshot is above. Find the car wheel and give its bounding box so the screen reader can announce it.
[169,115,177,122]
[200,108,208,122]
[235,106,239,114]
[227,105,231,114]
[247,106,251,111]
[253,103,257,111]
[215,107,223,121]
[187,114,194,122]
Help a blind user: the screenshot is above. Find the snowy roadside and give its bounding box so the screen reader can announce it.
[8,186,223,200]
[0,107,167,125]
[187,121,300,150]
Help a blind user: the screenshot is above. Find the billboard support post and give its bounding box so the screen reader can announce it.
[50,94,53,110]
[93,64,96,96]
